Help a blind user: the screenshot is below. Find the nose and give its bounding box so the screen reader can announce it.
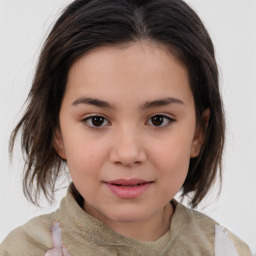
[109,126,147,166]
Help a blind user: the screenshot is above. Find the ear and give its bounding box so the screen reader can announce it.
[190,108,210,158]
[53,128,67,160]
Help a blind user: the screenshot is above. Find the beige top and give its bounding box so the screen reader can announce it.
[0,185,252,256]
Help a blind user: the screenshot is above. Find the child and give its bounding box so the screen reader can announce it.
[0,0,252,255]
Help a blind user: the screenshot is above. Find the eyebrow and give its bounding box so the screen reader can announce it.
[72,97,184,110]
[142,97,184,110]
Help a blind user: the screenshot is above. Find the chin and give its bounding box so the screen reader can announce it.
[106,207,150,223]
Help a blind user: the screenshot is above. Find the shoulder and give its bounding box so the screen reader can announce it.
[0,212,55,256]
[172,200,252,256]
[171,201,216,254]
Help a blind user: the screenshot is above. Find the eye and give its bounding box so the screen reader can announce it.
[82,115,110,129]
[146,114,175,127]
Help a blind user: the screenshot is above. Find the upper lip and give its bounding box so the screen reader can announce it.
[105,179,152,186]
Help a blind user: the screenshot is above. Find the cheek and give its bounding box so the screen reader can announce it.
[155,146,190,198]
[64,136,108,178]
[152,133,192,170]
[150,133,193,193]
[158,147,190,186]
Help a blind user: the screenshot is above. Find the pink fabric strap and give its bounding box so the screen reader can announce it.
[45,222,71,256]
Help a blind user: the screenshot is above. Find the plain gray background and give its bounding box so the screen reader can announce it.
[0,0,255,253]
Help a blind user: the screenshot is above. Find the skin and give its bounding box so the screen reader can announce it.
[54,41,208,241]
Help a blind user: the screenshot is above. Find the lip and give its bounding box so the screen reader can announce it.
[104,179,153,199]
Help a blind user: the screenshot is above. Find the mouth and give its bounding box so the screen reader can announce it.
[104,179,153,198]
[106,178,153,186]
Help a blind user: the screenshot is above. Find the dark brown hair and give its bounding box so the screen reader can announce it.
[10,0,225,208]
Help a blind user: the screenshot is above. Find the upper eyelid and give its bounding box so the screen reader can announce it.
[81,113,175,121]
[81,113,175,127]
[82,115,110,129]
[82,113,109,121]
[145,114,175,126]
[147,112,175,119]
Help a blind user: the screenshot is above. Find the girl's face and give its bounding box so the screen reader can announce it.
[55,41,205,238]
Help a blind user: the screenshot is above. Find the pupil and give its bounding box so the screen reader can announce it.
[152,116,163,126]
[92,116,104,126]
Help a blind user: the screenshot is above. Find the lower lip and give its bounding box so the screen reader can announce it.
[105,182,152,199]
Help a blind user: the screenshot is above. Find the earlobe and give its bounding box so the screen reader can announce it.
[190,108,210,158]
[53,128,67,160]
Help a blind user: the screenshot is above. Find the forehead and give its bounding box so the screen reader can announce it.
[64,41,193,107]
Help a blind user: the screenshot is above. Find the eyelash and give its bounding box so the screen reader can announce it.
[81,114,175,130]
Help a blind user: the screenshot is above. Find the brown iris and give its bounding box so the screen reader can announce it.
[91,116,105,126]
[151,115,164,126]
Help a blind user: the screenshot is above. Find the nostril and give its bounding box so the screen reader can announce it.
[109,144,147,166]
